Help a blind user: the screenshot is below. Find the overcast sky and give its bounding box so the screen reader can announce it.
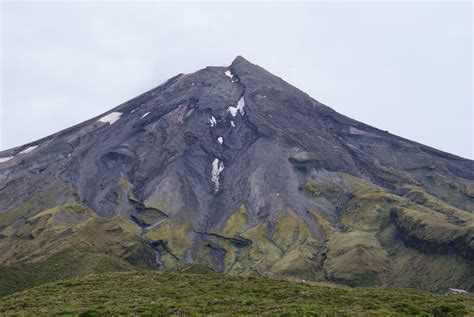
[1,1,472,159]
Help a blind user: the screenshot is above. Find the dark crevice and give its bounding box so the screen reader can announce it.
[128,199,169,228]
[195,231,252,248]
[149,239,179,262]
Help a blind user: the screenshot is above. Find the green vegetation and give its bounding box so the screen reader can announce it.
[299,173,474,292]
[212,207,321,279]
[222,204,248,236]
[0,201,161,277]
[145,216,192,266]
[391,206,473,250]
[0,248,134,297]
[299,180,321,197]
[1,270,472,316]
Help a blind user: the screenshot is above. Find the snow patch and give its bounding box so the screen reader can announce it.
[217,137,223,144]
[225,70,238,82]
[211,158,224,192]
[98,112,122,124]
[228,96,245,117]
[228,106,238,117]
[19,145,38,154]
[230,120,235,127]
[141,112,151,119]
[209,116,217,127]
[0,156,14,163]
[236,96,245,115]
[130,108,138,114]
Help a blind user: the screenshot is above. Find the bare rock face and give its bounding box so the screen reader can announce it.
[0,56,473,292]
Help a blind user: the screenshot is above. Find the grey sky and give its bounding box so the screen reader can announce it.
[1,1,472,159]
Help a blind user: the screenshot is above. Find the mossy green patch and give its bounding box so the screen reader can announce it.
[229,222,282,274]
[223,204,247,237]
[299,180,321,197]
[271,209,318,252]
[325,231,390,286]
[391,206,473,255]
[145,216,192,263]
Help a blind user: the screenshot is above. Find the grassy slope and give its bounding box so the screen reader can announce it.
[0,270,473,316]
[0,203,156,268]
[301,173,474,291]
[0,248,135,297]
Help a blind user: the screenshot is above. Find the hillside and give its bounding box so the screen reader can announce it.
[0,248,134,297]
[1,270,473,316]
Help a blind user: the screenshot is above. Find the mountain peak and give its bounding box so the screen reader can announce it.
[231,55,252,67]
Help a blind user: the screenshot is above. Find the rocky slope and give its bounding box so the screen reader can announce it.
[0,56,473,293]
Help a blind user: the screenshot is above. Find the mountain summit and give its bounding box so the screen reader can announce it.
[0,56,473,292]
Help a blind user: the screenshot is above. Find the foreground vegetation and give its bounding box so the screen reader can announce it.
[1,270,472,316]
[0,248,134,297]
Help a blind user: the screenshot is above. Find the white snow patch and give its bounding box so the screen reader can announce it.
[228,96,245,117]
[211,158,224,192]
[0,156,14,163]
[209,116,217,127]
[98,112,122,124]
[236,96,245,115]
[19,145,38,154]
[228,106,238,117]
[276,193,280,196]
[230,120,235,127]
[141,112,151,119]
[225,70,233,78]
[130,108,138,113]
[217,137,223,144]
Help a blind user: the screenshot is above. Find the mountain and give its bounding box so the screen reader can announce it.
[0,56,473,294]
